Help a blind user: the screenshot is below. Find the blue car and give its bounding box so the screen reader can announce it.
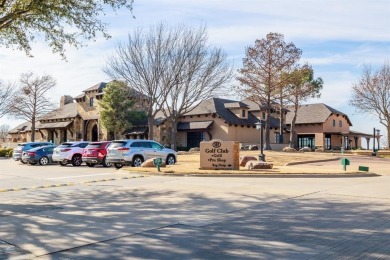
[13,142,54,163]
[22,145,56,165]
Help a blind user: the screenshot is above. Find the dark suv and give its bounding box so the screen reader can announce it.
[13,142,54,163]
[82,141,111,167]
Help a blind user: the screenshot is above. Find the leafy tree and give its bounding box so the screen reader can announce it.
[0,80,15,118]
[0,0,134,58]
[9,72,55,141]
[285,64,323,148]
[350,62,390,148]
[100,81,145,140]
[159,25,232,150]
[236,32,302,149]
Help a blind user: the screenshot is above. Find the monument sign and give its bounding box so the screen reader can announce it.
[200,139,239,170]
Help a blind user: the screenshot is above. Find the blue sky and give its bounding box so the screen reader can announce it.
[0,0,389,146]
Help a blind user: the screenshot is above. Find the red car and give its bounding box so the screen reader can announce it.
[82,141,112,167]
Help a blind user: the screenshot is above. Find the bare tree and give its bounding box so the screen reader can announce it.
[350,62,390,149]
[0,124,10,142]
[9,73,56,142]
[0,81,15,118]
[236,32,302,149]
[285,64,323,148]
[158,26,232,150]
[105,23,196,140]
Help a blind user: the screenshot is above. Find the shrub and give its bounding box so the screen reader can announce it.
[177,146,191,151]
[0,148,13,157]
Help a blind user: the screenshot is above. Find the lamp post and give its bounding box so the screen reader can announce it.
[372,128,380,156]
[376,129,380,151]
[255,120,265,162]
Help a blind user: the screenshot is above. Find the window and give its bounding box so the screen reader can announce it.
[274,132,281,144]
[339,120,342,127]
[332,119,336,127]
[242,110,246,118]
[90,97,94,107]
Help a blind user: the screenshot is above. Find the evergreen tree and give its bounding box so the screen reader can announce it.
[100,81,145,140]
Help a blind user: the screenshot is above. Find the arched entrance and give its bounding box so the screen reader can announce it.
[91,124,98,141]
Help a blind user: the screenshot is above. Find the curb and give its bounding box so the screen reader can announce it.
[284,157,341,166]
[124,170,379,178]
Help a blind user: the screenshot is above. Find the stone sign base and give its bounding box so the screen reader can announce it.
[200,139,239,170]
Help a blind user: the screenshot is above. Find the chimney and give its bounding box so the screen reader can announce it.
[60,95,73,108]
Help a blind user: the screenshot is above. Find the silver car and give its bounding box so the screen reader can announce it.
[106,140,177,169]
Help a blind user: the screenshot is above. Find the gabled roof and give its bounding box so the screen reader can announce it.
[39,103,78,121]
[185,98,280,127]
[8,121,42,133]
[83,82,107,93]
[285,103,352,126]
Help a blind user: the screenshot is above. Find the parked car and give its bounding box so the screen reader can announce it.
[106,140,177,169]
[82,141,112,167]
[52,141,89,166]
[13,142,54,163]
[22,145,56,165]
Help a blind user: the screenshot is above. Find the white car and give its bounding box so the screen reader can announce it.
[52,141,89,166]
[106,140,177,169]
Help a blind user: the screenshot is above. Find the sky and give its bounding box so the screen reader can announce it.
[0,0,389,146]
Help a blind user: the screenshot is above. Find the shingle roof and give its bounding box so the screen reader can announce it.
[185,98,280,128]
[285,103,352,126]
[83,82,107,93]
[39,103,78,121]
[8,121,43,133]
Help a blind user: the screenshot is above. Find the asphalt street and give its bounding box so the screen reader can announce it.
[0,158,389,259]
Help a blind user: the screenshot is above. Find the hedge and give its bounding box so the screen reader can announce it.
[0,148,13,157]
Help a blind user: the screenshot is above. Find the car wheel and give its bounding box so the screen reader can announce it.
[114,163,123,169]
[72,155,82,166]
[21,160,27,164]
[59,161,67,166]
[166,155,176,165]
[39,156,49,165]
[86,162,96,167]
[102,157,112,167]
[132,156,144,167]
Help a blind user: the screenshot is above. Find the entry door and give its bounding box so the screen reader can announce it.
[187,132,203,148]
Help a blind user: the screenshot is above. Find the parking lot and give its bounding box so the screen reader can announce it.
[0,158,389,259]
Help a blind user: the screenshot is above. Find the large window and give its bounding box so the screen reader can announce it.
[298,134,315,149]
[332,119,336,127]
[90,97,94,107]
[325,134,331,150]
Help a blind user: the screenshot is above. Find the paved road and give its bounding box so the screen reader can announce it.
[0,158,389,259]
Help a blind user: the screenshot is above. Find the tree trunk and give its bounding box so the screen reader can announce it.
[279,94,284,144]
[387,124,390,149]
[265,107,272,150]
[289,112,297,148]
[148,114,154,140]
[170,120,178,151]
[31,116,36,142]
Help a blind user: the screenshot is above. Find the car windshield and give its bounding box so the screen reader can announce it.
[86,144,101,149]
[57,143,73,148]
[108,142,127,148]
